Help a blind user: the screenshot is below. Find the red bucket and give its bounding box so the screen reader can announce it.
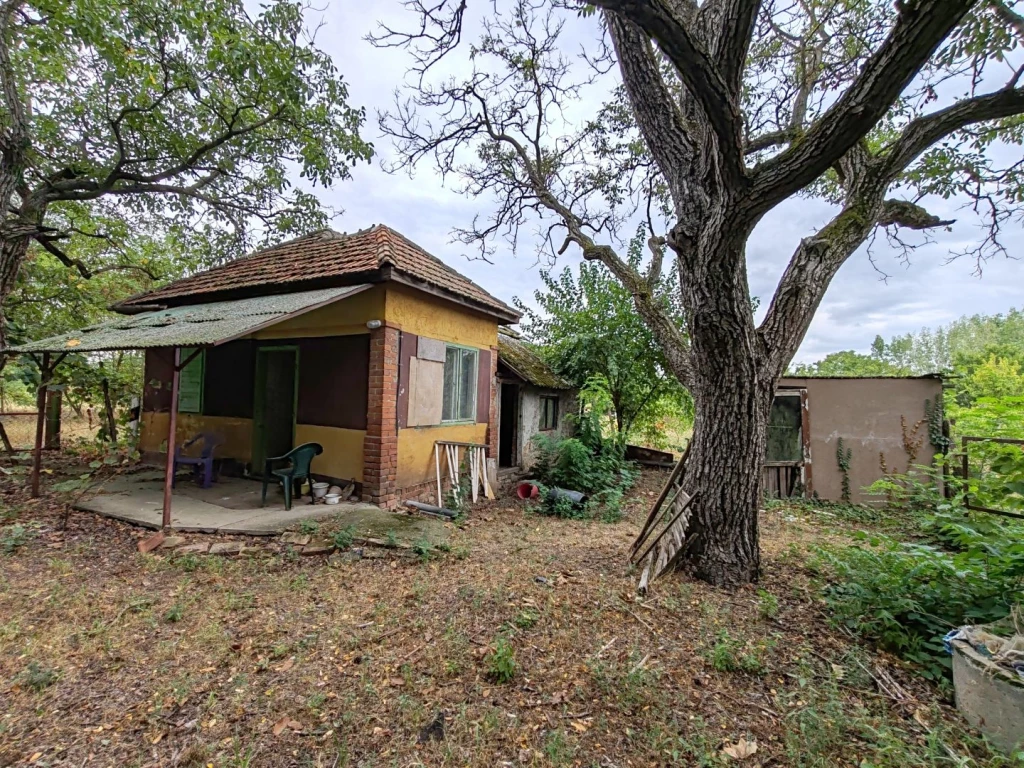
[516,481,540,500]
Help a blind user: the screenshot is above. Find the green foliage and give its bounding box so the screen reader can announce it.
[16,662,59,692]
[791,350,903,377]
[757,589,780,620]
[530,410,637,519]
[485,635,517,683]
[412,538,436,561]
[836,438,852,503]
[704,630,769,675]
[164,604,185,623]
[298,519,320,536]
[514,226,692,442]
[331,526,355,551]
[1,523,35,554]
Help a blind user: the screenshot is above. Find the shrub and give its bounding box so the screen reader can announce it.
[485,635,517,683]
[812,527,1024,680]
[331,526,356,550]
[17,662,59,691]
[530,409,637,518]
[1,523,34,554]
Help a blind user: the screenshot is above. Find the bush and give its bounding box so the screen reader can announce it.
[485,635,517,683]
[530,410,637,519]
[812,527,1024,680]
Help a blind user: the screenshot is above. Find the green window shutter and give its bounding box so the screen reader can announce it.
[177,348,205,414]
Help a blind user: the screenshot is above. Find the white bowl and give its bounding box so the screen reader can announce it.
[323,493,341,505]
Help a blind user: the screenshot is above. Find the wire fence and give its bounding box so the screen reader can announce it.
[0,410,101,451]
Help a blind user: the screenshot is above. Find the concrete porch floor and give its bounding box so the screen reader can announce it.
[74,471,448,542]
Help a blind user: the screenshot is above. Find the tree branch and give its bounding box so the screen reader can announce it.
[749,0,976,215]
[35,236,157,280]
[877,199,955,230]
[881,85,1024,179]
[595,1,746,186]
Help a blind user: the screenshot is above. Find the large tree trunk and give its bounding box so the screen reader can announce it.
[0,235,31,349]
[678,363,774,585]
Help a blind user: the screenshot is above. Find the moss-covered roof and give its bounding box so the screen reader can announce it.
[498,330,572,390]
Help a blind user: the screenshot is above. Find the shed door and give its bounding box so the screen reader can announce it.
[763,391,808,498]
[252,348,298,474]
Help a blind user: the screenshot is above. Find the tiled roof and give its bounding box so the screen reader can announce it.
[115,225,518,320]
[498,330,572,390]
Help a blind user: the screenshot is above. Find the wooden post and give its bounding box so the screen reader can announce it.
[44,388,62,450]
[30,351,50,498]
[101,377,117,443]
[162,348,181,530]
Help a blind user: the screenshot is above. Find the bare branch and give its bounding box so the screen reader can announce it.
[877,199,955,230]
[749,0,976,215]
[881,85,1024,179]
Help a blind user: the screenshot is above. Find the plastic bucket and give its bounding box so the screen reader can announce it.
[516,481,540,500]
[312,482,329,499]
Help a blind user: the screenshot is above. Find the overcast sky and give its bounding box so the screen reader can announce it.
[297,2,1022,364]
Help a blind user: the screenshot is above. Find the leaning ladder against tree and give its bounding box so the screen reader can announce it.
[373,0,1024,585]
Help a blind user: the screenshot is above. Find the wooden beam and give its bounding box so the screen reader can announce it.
[162,347,181,529]
[30,351,51,497]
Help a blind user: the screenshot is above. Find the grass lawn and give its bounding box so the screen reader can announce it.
[0,468,1013,767]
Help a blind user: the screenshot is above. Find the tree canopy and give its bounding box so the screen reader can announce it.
[514,228,692,442]
[0,0,372,344]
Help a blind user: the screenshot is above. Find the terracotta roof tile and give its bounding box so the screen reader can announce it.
[116,225,518,320]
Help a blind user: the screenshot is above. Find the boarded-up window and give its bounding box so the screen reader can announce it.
[540,395,559,431]
[766,394,802,462]
[442,345,478,422]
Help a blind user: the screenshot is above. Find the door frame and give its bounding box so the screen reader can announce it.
[498,380,522,468]
[251,345,300,476]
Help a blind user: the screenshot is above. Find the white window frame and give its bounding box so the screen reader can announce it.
[442,344,479,423]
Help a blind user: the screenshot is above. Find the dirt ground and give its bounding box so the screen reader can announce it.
[0,468,1008,767]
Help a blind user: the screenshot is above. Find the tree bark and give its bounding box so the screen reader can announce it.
[0,234,32,350]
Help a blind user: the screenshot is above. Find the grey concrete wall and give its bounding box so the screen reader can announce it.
[519,387,577,468]
[778,377,943,503]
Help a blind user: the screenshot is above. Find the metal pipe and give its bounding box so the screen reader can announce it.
[162,347,181,529]
[30,351,50,498]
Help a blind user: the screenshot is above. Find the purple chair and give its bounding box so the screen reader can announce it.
[173,433,224,489]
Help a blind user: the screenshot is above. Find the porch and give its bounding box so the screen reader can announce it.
[73,470,447,542]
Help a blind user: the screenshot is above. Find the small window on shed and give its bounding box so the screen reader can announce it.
[540,395,559,431]
[442,344,478,422]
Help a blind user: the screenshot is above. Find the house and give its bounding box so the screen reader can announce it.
[765,375,945,503]
[13,225,520,511]
[495,328,577,472]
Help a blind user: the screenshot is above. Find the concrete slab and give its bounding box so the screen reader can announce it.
[74,473,386,536]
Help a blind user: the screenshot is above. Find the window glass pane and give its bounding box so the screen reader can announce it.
[442,346,459,422]
[458,348,477,421]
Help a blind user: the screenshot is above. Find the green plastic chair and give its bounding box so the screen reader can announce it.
[261,442,323,511]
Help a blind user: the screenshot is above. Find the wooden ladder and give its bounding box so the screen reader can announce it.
[629,447,697,593]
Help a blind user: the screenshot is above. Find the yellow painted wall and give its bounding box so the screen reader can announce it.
[253,285,386,339]
[295,424,364,482]
[140,412,253,461]
[384,285,498,348]
[396,423,488,488]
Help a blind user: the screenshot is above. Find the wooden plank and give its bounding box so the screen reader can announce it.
[632,491,696,568]
[631,446,688,555]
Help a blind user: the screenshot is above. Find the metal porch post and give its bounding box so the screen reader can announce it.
[162,347,181,529]
[30,351,51,498]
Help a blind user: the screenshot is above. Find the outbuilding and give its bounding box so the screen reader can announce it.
[765,375,945,503]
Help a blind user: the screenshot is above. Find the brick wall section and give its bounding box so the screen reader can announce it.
[363,325,401,508]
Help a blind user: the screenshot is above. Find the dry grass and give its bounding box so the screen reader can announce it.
[0,468,1011,767]
[0,410,99,450]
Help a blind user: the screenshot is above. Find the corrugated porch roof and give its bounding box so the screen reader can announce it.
[6,285,371,354]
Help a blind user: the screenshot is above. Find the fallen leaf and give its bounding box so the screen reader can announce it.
[271,715,302,736]
[277,658,294,673]
[830,663,845,680]
[570,719,590,733]
[389,677,406,687]
[913,708,931,729]
[722,737,758,760]
[150,731,167,745]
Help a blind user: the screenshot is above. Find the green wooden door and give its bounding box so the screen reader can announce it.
[252,347,298,475]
